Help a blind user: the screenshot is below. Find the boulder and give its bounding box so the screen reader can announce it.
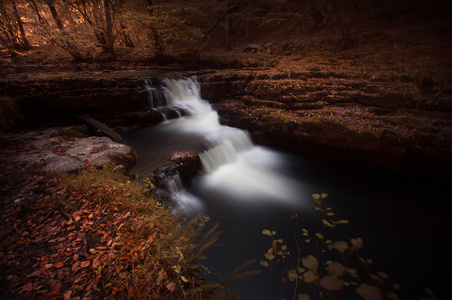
[4,127,136,173]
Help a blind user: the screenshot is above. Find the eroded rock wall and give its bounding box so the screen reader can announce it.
[198,70,452,177]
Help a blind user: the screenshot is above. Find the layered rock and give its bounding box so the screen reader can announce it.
[198,70,452,177]
[0,77,162,129]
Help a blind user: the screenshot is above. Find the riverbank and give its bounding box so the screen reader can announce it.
[0,126,222,299]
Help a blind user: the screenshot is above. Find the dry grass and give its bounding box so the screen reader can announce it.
[63,166,223,299]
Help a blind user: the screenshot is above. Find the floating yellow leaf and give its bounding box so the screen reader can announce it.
[288,269,298,281]
[348,268,359,278]
[333,220,349,225]
[312,194,321,204]
[320,275,343,291]
[262,229,272,236]
[356,283,383,300]
[302,255,318,270]
[327,262,346,277]
[303,270,316,283]
[265,253,275,261]
[322,219,335,227]
[298,294,310,300]
[351,238,363,249]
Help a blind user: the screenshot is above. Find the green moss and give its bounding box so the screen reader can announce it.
[108,148,138,173]
[50,126,88,139]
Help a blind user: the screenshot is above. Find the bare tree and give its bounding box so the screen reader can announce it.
[0,0,31,54]
[145,0,166,61]
[61,0,122,57]
[28,0,87,61]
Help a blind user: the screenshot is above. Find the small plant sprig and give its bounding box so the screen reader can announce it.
[260,193,400,300]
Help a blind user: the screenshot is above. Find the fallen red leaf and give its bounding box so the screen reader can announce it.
[92,256,100,268]
[81,260,90,268]
[21,282,33,292]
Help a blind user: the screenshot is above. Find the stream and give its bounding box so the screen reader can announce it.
[124,77,449,299]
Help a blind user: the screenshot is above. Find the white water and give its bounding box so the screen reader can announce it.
[143,79,167,109]
[158,77,308,212]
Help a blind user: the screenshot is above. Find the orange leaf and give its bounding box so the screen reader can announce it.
[148,234,154,244]
[92,256,100,268]
[63,290,72,300]
[54,261,64,268]
[21,283,33,292]
[45,263,53,269]
[72,261,80,271]
[81,261,90,268]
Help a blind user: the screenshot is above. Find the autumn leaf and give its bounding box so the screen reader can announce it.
[166,282,176,292]
[72,261,80,271]
[303,270,316,283]
[63,290,72,300]
[156,272,167,285]
[54,261,64,268]
[302,255,318,270]
[21,283,33,292]
[92,256,100,268]
[319,275,344,291]
[328,241,349,253]
[356,283,383,300]
[147,234,154,244]
[81,260,90,268]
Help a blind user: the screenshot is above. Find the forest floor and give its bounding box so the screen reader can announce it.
[0,129,216,299]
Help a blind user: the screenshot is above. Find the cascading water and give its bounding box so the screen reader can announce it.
[143,78,167,109]
[156,77,307,211]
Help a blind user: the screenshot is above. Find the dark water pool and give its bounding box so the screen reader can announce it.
[125,122,449,300]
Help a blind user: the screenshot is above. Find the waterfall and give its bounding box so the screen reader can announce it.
[143,78,167,109]
[161,77,253,174]
[155,77,305,210]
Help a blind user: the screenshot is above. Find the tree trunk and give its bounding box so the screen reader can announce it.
[146,0,166,62]
[10,0,31,49]
[103,0,115,56]
[29,0,86,61]
[224,0,231,50]
[308,0,324,29]
[120,23,134,47]
[44,0,64,30]
[331,0,361,50]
